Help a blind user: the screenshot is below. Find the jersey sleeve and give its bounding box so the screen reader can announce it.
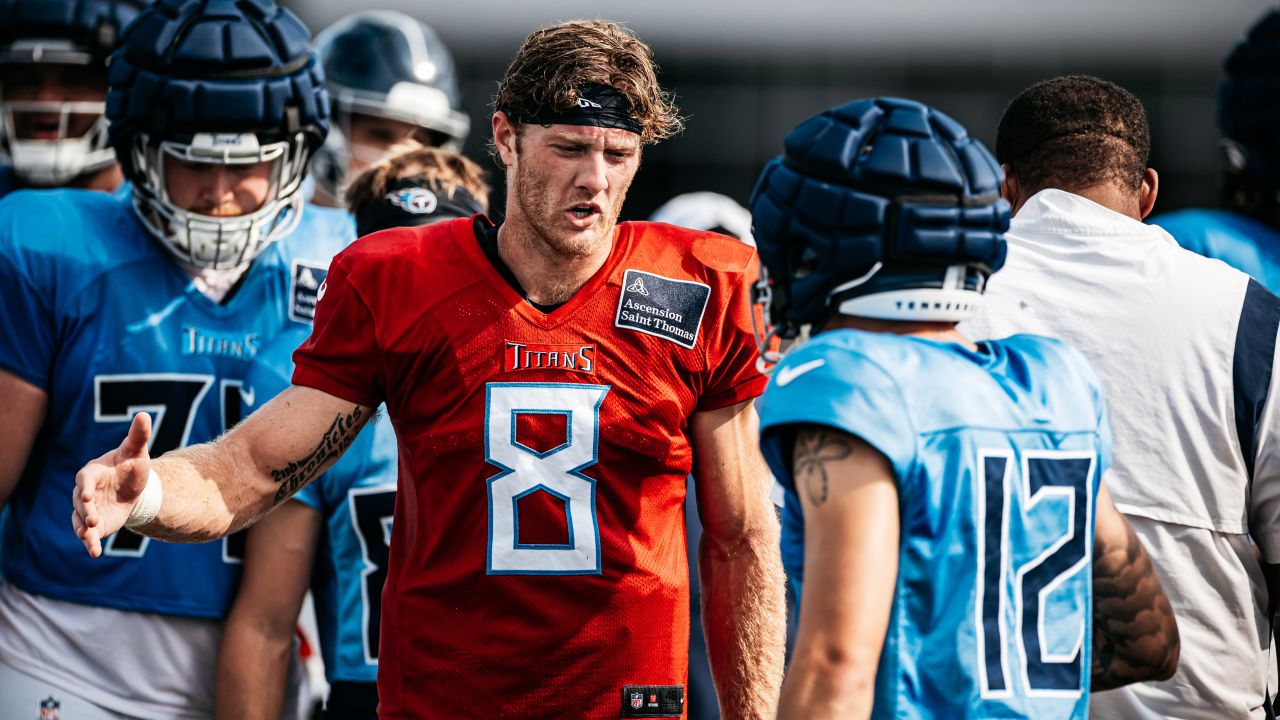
[779,486,805,609]
[290,482,323,512]
[0,198,58,389]
[696,264,768,411]
[0,254,56,389]
[292,252,385,407]
[757,342,917,493]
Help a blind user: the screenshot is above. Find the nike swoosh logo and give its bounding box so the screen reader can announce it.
[774,358,826,387]
[240,385,256,407]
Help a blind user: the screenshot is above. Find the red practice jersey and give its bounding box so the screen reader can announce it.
[292,217,767,719]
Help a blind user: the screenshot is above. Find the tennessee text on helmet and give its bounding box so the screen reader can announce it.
[1220,8,1280,188]
[0,0,145,185]
[311,11,468,199]
[105,0,329,270]
[749,97,1009,364]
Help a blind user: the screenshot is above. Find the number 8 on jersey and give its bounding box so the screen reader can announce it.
[485,382,610,575]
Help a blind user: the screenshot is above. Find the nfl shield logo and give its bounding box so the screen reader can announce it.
[39,696,60,720]
[630,692,644,709]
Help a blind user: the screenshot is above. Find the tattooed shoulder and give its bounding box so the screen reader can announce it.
[792,425,855,507]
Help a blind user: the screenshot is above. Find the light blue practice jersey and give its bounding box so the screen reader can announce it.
[761,330,1111,720]
[243,327,399,684]
[1155,208,1280,293]
[0,187,354,618]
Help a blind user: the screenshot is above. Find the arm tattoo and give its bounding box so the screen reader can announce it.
[1090,520,1179,691]
[269,405,365,505]
[793,426,854,506]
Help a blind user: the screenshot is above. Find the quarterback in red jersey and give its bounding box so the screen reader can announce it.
[72,19,787,720]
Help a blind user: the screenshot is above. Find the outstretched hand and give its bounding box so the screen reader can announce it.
[72,412,153,557]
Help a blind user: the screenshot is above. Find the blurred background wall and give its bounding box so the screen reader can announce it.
[286,0,1274,220]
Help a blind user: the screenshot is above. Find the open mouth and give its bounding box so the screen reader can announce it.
[16,116,64,141]
[568,204,599,220]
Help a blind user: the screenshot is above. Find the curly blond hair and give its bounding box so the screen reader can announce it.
[344,141,490,214]
[492,19,683,149]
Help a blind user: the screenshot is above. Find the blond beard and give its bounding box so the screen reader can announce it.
[512,161,628,261]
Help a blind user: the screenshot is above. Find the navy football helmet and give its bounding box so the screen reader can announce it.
[106,0,328,269]
[0,0,145,185]
[1220,8,1280,187]
[749,97,1009,361]
[311,11,468,200]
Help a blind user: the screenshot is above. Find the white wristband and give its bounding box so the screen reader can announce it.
[125,469,163,530]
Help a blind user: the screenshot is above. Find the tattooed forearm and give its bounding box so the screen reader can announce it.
[1090,519,1179,691]
[792,425,855,506]
[270,405,365,505]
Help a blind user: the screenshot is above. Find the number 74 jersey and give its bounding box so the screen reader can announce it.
[760,329,1112,720]
[0,188,353,619]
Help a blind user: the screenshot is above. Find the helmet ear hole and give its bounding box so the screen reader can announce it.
[791,245,818,280]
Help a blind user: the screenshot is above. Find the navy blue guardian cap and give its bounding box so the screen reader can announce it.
[106,0,329,269]
[749,97,1009,359]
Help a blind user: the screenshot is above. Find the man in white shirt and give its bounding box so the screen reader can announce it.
[964,74,1280,720]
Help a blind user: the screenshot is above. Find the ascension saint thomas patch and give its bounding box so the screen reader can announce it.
[614,270,711,349]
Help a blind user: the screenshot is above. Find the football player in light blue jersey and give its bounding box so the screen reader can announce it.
[217,142,489,720]
[0,0,353,717]
[0,0,144,199]
[749,98,1179,719]
[1155,9,1280,291]
[217,326,398,720]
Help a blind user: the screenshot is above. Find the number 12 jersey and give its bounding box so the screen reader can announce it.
[760,330,1112,720]
[292,217,767,719]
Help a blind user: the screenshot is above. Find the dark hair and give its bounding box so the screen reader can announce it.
[490,19,682,162]
[996,75,1150,196]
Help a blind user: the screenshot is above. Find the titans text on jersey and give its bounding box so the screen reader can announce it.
[291,216,766,718]
[0,187,352,617]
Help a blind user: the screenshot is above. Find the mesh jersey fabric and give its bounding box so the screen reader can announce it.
[292,216,767,718]
[0,186,353,617]
[0,186,350,715]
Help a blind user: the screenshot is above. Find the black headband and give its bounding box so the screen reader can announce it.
[505,84,643,135]
[355,177,485,237]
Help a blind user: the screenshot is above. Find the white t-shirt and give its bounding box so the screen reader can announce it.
[962,188,1280,720]
[0,582,304,719]
[0,581,223,719]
